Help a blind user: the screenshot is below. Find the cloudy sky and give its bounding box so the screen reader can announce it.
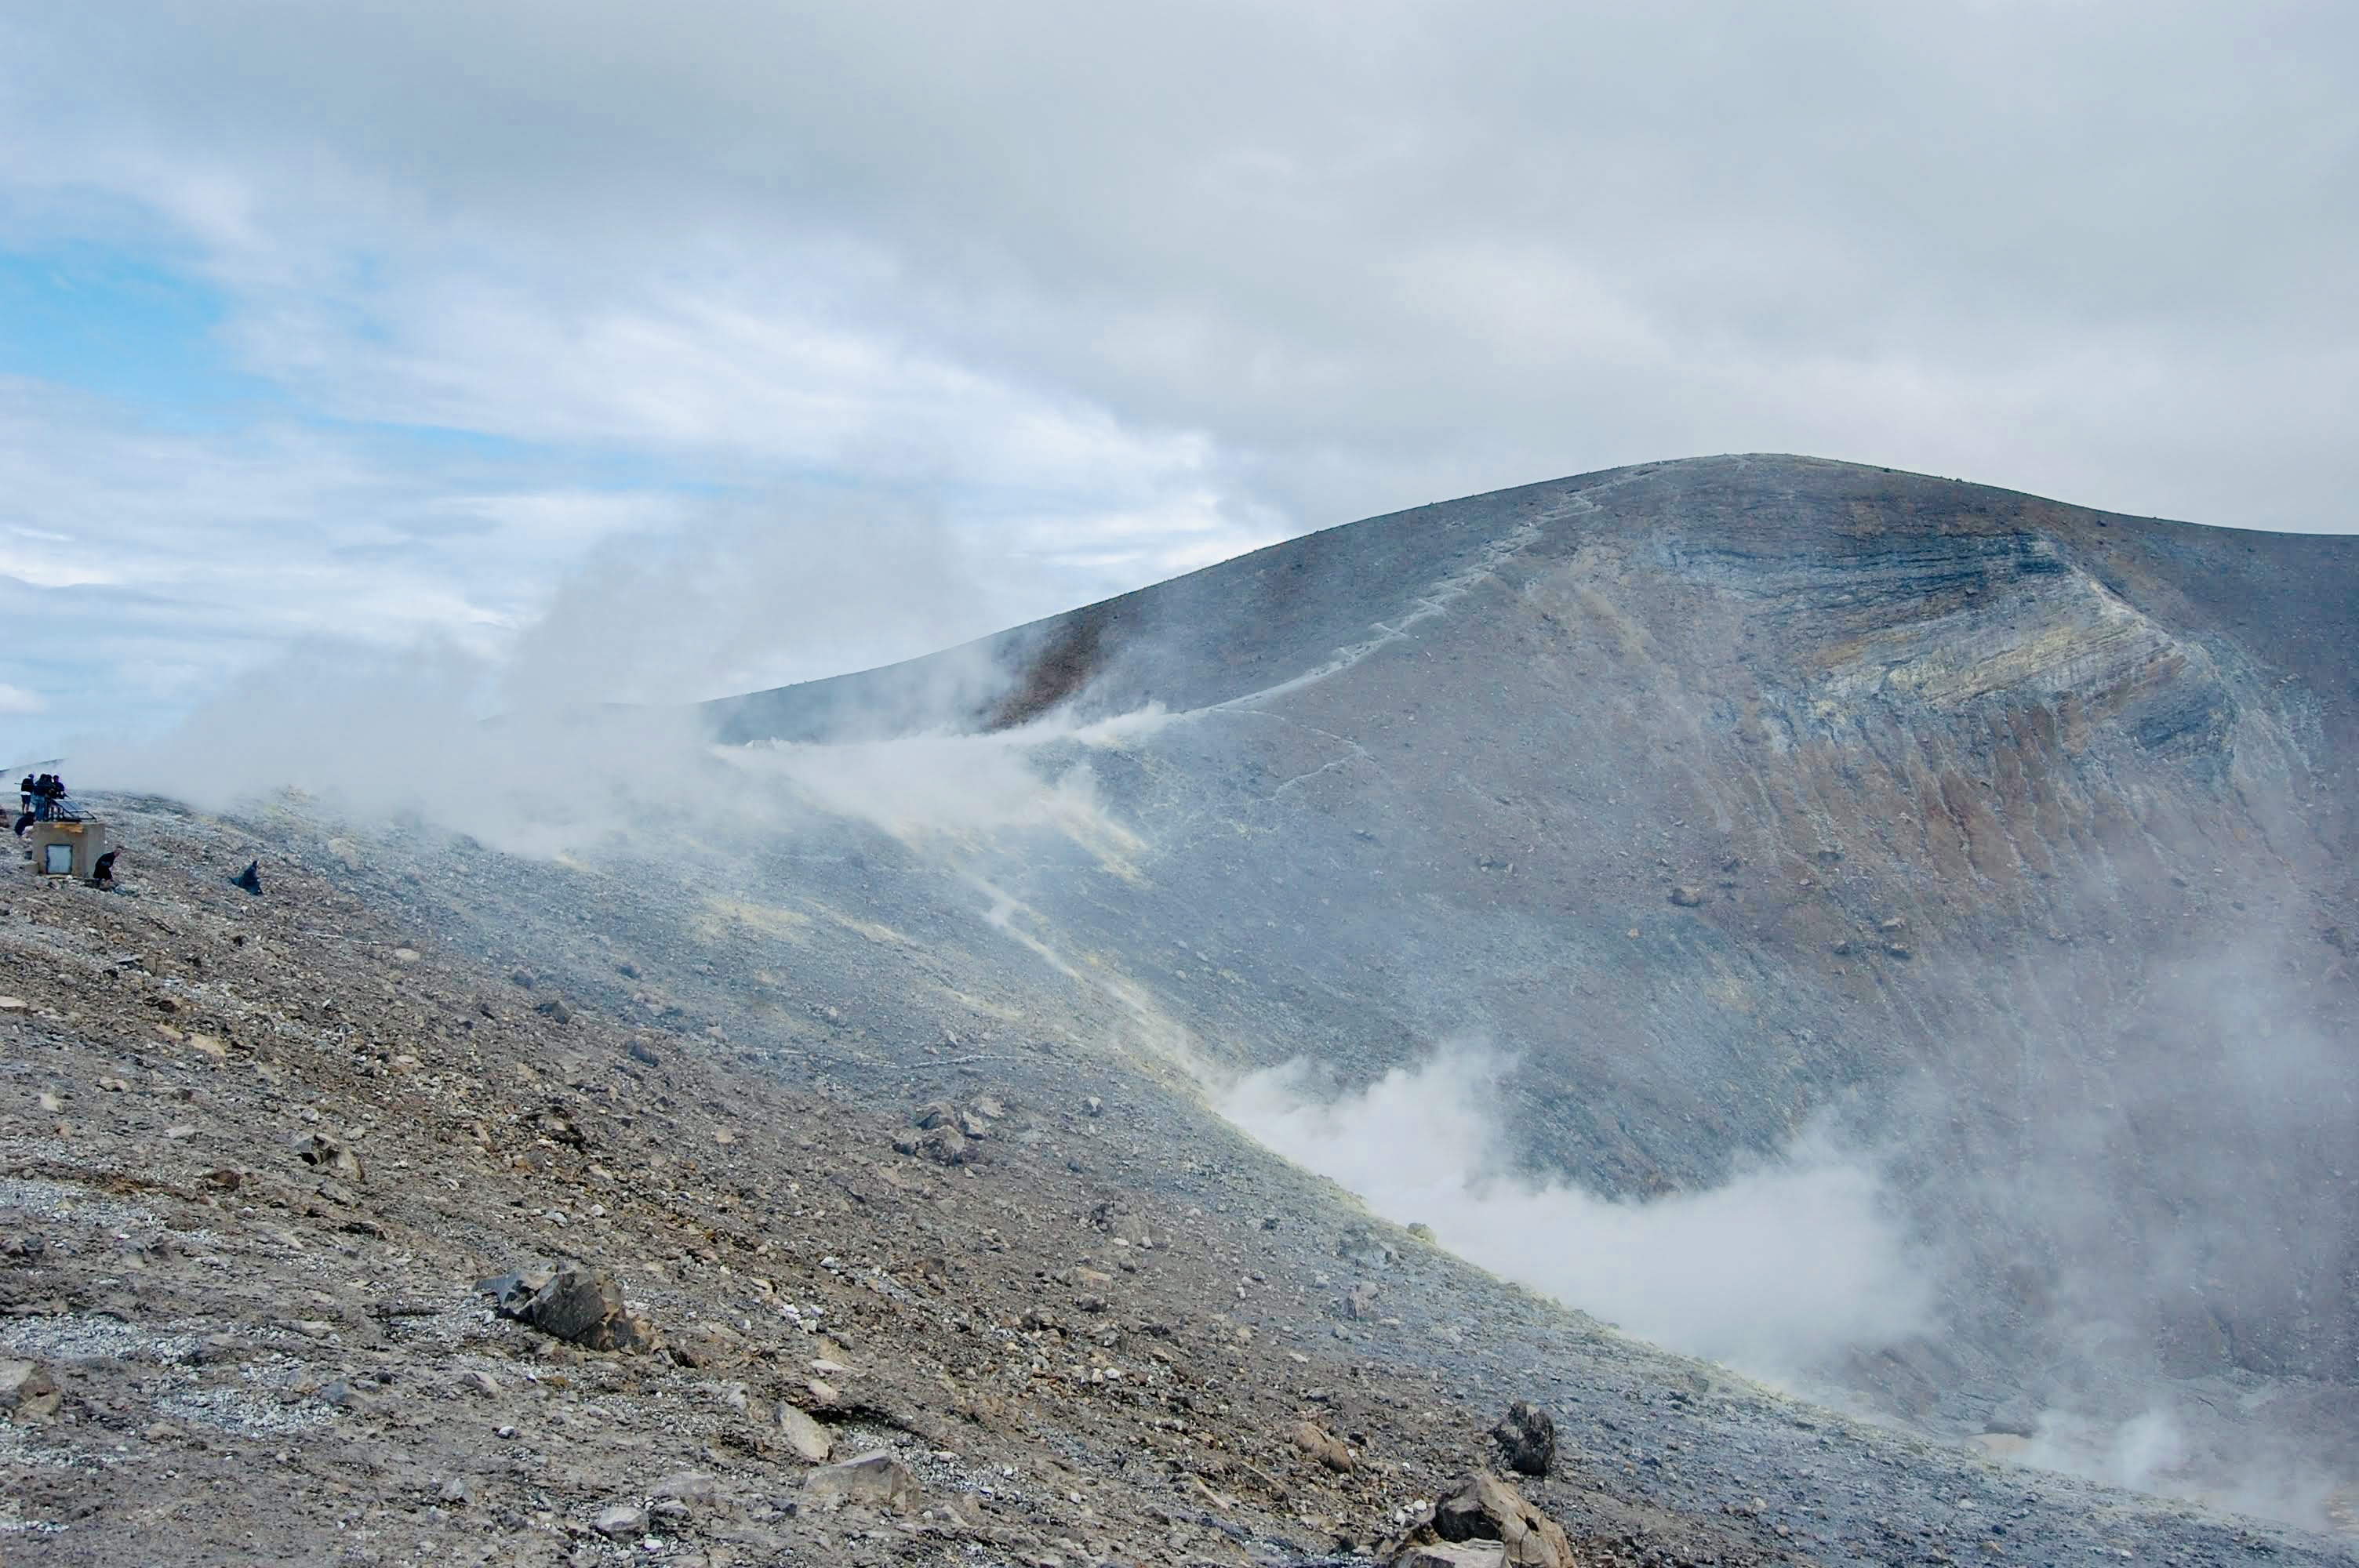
[3,2,2354,759]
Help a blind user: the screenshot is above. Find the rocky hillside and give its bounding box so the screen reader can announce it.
[9,453,2357,1566]
[5,791,2351,1566]
[0,797,1739,1566]
[706,456,2359,1518]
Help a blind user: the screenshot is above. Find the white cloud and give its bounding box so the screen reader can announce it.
[2,1,2356,750]
[0,681,46,715]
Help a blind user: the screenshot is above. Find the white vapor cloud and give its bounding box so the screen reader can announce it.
[1220,1044,1932,1377]
[4,2,2357,752]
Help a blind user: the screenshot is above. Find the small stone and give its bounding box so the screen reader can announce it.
[438,1476,473,1505]
[776,1402,833,1463]
[1081,1095,1103,1117]
[98,1076,131,1093]
[0,1359,62,1421]
[0,996,25,1012]
[651,1471,719,1510]
[1290,1419,1354,1473]
[392,947,420,964]
[672,1320,745,1369]
[593,1501,646,1538]
[289,1129,364,1183]
[460,1370,500,1396]
[804,1450,919,1512]
[1669,884,1707,907]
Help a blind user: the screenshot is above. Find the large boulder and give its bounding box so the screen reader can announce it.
[1432,1471,1574,1568]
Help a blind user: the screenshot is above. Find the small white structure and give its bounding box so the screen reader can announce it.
[27,817,107,880]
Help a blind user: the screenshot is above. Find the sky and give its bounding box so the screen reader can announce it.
[2,2,2355,760]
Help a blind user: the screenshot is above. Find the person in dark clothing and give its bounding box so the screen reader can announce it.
[31,775,52,821]
[16,775,30,811]
[90,848,118,887]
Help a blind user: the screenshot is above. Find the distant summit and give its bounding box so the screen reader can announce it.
[708,452,2359,1477]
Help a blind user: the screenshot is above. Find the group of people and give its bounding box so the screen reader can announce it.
[13,772,71,834]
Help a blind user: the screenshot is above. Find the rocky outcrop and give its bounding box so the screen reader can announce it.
[1429,1471,1575,1568]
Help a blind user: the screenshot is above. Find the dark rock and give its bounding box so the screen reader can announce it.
[1490,1401,1556,1477]
[479,1263,656,1353]
[230,861,263,895]
[1669,884,1707,907]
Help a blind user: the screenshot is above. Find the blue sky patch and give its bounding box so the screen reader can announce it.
[0,244,284,421]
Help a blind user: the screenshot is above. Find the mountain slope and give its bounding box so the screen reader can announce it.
[707,454,2359,1487]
